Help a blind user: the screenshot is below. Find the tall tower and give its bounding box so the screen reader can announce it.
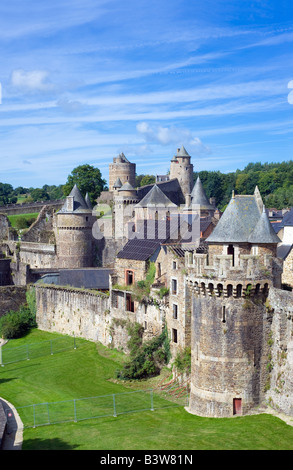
[186,190,282,417]
[109,153,136,192]
[113,182,139,241]
[54,185,96,268]
[170,146,193,202]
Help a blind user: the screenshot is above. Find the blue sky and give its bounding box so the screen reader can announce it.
[0,0,293,188]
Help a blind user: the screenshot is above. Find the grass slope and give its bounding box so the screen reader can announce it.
[1,329,293,450]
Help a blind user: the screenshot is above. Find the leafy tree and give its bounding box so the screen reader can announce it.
[30,188,50,202]
[63,164,107,205]
[139,175,156,187]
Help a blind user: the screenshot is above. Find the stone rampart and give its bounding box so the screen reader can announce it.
[266,287,293,416]
[0,199,64,216]
[35,285,110,344]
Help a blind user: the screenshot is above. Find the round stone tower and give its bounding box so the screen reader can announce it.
[186,190,281,417]
[54,185,96,268]
[109,153,136,192]
[170,146,193,202]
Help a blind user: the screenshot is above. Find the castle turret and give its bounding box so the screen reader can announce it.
[186,189,282,418]
[55,185,96,268]
[109,153,136,192]
[170,146,193,202]
[113,182,139,240]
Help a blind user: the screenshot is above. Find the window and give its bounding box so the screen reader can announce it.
[126,270,134,285]
[227,244,235,266]
[126,293,135,312]
[222,306,226,323]
[173,304,178,319]
[172,328,178,343]
[173,261,177,270]
[171,279,177,295]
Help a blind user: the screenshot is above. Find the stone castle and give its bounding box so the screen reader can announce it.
[0,146,293,419]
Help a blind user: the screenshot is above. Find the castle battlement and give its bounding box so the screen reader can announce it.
[185,251,282,297]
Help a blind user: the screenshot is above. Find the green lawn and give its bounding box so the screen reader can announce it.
[7,212,39,228]
[1,329,293,450]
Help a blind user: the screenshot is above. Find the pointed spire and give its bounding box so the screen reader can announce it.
[60,184,91,213]
[85,192,93,210]
[248,203,280,244]
[254,185,263,213]
[190,177,214,210]
[135,184,176,208]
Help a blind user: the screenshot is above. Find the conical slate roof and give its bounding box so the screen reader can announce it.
[135,184,177,208]
[190,177,214,210]
[248,206,281,244]
[206,193,261,243]
[60,184,91,213]
[171,145,190,161]
[177,145,190,157]
[113,177,122,188]
[207,190,280,244]
[118,181,136,191]
[85,192,93,210]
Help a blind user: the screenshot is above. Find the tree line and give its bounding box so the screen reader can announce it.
[193,160,293,210]
[1,160,292,210]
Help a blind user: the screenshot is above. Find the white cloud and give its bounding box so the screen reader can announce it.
[136,122,210,154]
[10,69,54,92]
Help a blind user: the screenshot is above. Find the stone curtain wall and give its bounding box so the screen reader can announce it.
[0,286,27,318]
[35,286,111,344]
[266,287,293,416]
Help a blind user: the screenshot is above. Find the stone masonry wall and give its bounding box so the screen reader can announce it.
[266,287,293,416]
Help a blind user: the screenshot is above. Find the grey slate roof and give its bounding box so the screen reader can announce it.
[191,177,214,210]
[85,192,93,210]
[60,184,91,214]
[119,181,136,191]
[206,193,280,244]
[137,178,185,206]
[135,184,177,208]
[281,208,293,226]
[113,177,122,188]
[177,145,190,157]
[248,206,281,244]
[277,244,292,260]
[38,268,112,289]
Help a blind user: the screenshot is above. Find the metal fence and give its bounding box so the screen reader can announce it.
[0,336,78,366]
[14,389,188,428]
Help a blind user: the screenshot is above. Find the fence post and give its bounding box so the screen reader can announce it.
[113,394,117,417]
[33,404,36,428]
[74,399,77,422]
[47,403,50,425]
[150,390,154,411]
[0,344,3,367]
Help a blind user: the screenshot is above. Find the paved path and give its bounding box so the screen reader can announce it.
[0,398,23,450]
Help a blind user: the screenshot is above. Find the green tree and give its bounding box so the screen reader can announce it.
[63,164,107,206]
[139,175,155,187]
[30,188,50,202]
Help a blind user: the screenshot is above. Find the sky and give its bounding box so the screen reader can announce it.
[0,0,293,188]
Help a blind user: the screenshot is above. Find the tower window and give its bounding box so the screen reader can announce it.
[126,270,134,285]
[172,279,177,295]
[173,304,178,319]
[172,328,178,343]
[222,306,226,323]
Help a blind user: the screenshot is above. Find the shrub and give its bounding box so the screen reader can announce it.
[117,324,170,380]
[174,347,191,375]
[0,305,37,339]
